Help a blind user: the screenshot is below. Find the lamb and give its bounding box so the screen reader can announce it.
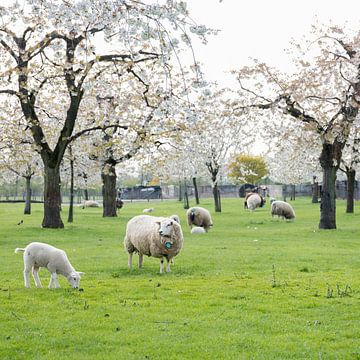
[82,200,100,208]
[245,193,265,211]
[186,207,213,232]
[191,226,206,234]
[124,215,184,274]
[143,208,154,213]
[15,242,84,289]
[271,200,295,220]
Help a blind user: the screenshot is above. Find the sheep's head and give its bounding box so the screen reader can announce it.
[157,219,174,239]
[67,271,84,289]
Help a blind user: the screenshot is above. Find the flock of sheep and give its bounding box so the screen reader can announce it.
[14,193,295,289]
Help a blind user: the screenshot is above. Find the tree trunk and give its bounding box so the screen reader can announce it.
[102,164,117,217]
[291,184,295,200]
[213,183,221,212]
[183,180,189,209]
[84,189,89,201]
[346,168,355,214]
[178,181,183,202]
[312,177,319,203]
[319,143,341,229]
[68,154,74,223]
[192,177,200,205]
[42,165,64,228]
[24,176,31,215]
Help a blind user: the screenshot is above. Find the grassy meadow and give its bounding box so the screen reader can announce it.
[1,197,360,359]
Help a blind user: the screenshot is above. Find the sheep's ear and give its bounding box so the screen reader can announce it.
[155,221,161,226]
[78,272,85,275]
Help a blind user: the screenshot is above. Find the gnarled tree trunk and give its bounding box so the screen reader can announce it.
[42,165,63,228]
[213,182,221,213]
[102,162,117,217]
[319,142,342,229]
[193,177,200,205]
[68,149,75,223]
[24,176,32,215]
[346,168,355,214]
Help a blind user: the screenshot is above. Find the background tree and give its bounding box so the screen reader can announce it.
[228,154,267,184]
[0,0,214,228]
[339,123,360,213]
[233,24,360,229]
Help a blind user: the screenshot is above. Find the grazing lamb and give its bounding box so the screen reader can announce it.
[82,200,100,208]
[15,242,84,289]
[143,208,154,213]
[191,226,206,234]
[186,207,213,232]
[124,215,184,274]
[245,193,265,211]
[271,200,295,220]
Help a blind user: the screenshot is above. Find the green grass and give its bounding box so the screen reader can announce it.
[1,198,360,359]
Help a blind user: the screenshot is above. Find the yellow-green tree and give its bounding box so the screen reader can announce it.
[228,154,268,184]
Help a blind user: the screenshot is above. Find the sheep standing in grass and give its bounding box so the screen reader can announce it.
[15,242,84,289]
[271,200,295,220]
[124,215,184,273]
[186,207,213,232]
[245,193,265,211]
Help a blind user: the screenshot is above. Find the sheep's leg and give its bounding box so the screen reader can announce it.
[32,266,42,288]
[48,274,54,288]
[138,253,144,268]
[165,258,171,273]
[159,257,164,274]
[50,273,61,288]
[23,268,31,288]
[128,253,133,270]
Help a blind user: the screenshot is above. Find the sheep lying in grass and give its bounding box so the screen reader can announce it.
[271,200,295,220]
[191,226,206,234]
[186,207,213,232]
[82,200,100,208]
[143,208,154,213]
[245,193,265,211]
[124,215,184,274]
[15,242,84,289]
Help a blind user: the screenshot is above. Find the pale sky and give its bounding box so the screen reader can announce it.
[185,0,360,86]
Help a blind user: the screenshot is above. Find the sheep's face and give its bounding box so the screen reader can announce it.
[158,219,174,238]
[67,271,83,289]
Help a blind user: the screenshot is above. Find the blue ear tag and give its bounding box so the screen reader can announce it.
[165,242,172,249]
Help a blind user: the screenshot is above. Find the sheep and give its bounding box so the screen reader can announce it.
[191,226,206,234]
[14,242,84,289]
[143,208,154,213]
[82,200,100,208]
[271,200,295,220]
[124,215,184,274]
[245,193,265,211]
[186,207,213,232]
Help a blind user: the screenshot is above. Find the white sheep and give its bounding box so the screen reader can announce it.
[190,226,206,234]
[124,215,184,273]
[15,242,84,289]
[271,200,295,220]
[143,208,154,213]
[186,207,213,232]
[245,193,265,211]
[82,200,100,208]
